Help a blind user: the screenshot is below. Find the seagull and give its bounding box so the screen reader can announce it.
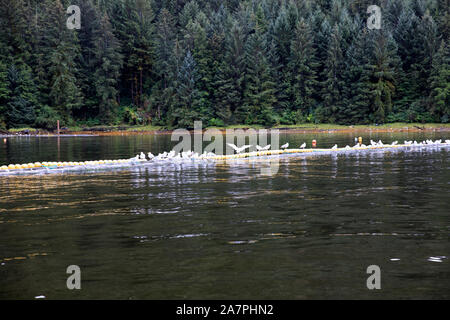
[404,141,412,145]
[181,151,192,159]
[299,143,306,149]
[256,144,271,151]
[227,143,252,154]
[331,144,338,150]
[155,151,168,160]
[345,145,352,150]
[281,143,289,149]
[377,140,383,146]
[147,152,154,160]
[139,152,146,160]
[168,150,176,158]
[391,141,398,146]
[370,140,377,146]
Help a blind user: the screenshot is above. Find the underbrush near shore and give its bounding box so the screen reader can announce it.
[3,123,449,136]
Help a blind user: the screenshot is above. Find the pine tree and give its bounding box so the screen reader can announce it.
[428,41,450,122]
[76,0,104,119]
[340,29,373,124]
[111,0,154,108]
[241,31,276,126]
[319,24,344,123]
[153,8,177,121]
[214,20,246,124]
[0,61,11,128]
[33,0,82,123]
[267,4,296,120]
[370,30,399,122]
[182,18,211,119]
[5,64,37,128]
[49,40,83,121]
[207,6,230,125]
[0,0,33,65]
[171,51,202,128]
[93,13,123,122]
[288,19,319,120]
[393,5,438,114]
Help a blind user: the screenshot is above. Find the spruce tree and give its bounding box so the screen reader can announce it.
[288,19,319,121]
[5,64,37,128]
[428,41,450,122]
[93,13,123,122]
[153,8,177,121]
[171,51,202,128]
[370,30,399,122]
[214,21,246,124]
[319,24,344,123]
[241,31,276,126]
[340,29,373,124]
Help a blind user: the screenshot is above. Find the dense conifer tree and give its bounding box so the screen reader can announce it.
[0,0,448,129]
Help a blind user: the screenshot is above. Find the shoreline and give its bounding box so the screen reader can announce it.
[1,123,450,136]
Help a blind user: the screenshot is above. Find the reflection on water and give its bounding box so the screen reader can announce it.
[0,132,449,299]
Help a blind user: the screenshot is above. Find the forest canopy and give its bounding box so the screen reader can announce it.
[0,0,449,129]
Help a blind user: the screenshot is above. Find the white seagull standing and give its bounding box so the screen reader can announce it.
[147,152,154,160]
[331,144,338,150]
[227,143,252,154]
[299,143,306,149]
[281,142,289,149]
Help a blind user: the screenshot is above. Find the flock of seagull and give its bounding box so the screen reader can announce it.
[133,142,302,161]
[131,139,450,161]
[1,138,448,175]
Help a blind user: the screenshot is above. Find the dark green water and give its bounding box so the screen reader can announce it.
[0,131,449,299]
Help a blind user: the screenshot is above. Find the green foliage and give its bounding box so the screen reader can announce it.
[4,64,37,128]
[241,31,276,126]
[0,0,447,129]
[428,41,450,122]
[34,105,59,130]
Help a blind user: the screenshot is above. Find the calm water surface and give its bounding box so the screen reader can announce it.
[0,132,449,299]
